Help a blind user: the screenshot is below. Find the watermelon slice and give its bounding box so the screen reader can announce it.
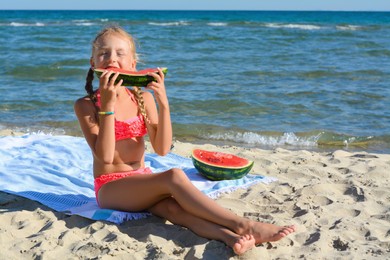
[191,149,254,181]
[94,67,168,87]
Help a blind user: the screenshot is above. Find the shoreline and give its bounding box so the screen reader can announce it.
[1,131,389,258]
[1,127,389,155]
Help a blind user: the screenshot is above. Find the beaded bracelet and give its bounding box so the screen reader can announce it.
[98,111,114,115]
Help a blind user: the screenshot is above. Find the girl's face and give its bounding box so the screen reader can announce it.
[90,33,136,71]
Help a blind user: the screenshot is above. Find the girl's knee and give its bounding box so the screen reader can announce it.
[166,168,189,184]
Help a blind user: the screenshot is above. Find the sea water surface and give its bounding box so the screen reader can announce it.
[1,10,389,153]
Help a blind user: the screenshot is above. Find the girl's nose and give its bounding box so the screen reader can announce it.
[107,53,117,62]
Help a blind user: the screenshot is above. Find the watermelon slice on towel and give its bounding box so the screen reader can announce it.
[191,149,254,181]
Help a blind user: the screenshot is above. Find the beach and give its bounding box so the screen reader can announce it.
[1,10,389,259]
[1,130,389,259]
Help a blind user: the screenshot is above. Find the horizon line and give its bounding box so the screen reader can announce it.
[1,9,390,12]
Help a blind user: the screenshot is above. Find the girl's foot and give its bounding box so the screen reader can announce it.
[232,234,256,255]
[245,222,296,245]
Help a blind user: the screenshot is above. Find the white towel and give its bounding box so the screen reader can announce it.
[0,134,276,224]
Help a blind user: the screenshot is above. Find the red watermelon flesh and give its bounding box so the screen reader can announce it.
[192,149,254,180]
[193,149,250,168]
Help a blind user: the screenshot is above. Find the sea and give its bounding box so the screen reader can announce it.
[1,10,389,153]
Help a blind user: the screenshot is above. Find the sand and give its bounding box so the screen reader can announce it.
[1,134,389,259]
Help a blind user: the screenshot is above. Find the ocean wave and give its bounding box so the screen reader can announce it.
[71,19,95,26]
[148,21,189,26]
[9,22,45,27]
[72,19,89,23]
[336,25,363,31]
[207,131,320,148]
[199,130,389,152]
[207,22,227,27]
[264,23,365,32]
[5,20,101,28]
[75,22,95,26]
[265,23,322,30]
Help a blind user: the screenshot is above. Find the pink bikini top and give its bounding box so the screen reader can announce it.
[95,89,147,141]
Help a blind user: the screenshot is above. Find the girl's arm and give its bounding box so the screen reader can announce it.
[144,68,172,156]
[74,71,121,164]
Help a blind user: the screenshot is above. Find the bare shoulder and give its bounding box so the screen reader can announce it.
[74,96,94,114]
[74,95,99,138]
[141,91,157,107]
[74,96,99,130]
[142,90,154,101]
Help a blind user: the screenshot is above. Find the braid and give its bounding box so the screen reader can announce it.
[85,67,97,103]
[85,67,99,124]
[132,87,150,124]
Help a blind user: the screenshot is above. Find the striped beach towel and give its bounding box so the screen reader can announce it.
[0,134,276,224]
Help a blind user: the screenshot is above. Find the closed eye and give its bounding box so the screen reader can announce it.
[98,51,109,57]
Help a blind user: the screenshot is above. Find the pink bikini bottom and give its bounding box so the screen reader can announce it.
[94,167,153,205]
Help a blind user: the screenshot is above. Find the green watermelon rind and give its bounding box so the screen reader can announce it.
[191,151,254,181]
[94,67,168,87]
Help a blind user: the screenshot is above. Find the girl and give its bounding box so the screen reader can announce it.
[74,26,295,255]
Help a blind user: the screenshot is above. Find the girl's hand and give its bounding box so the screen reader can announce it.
[98,70,123,110]
[146,68,169,108]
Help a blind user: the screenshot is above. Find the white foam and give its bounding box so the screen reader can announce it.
[71,19,94,26]
[148,21,189,26]
[75,22,94,26]
[266,23,321,30]
[208,131,319,148]
[10,22,45,27]
[336,25,362,31]
[207,22,227,27]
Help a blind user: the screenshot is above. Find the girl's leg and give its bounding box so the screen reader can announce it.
[98,168,240,223]
[98,168,296,244]
[148,197,255,255]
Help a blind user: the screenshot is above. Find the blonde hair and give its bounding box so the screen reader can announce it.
[91,25,139,61]
[85,25,149,123]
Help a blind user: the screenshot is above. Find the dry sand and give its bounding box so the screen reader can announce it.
[1,135,389,259]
